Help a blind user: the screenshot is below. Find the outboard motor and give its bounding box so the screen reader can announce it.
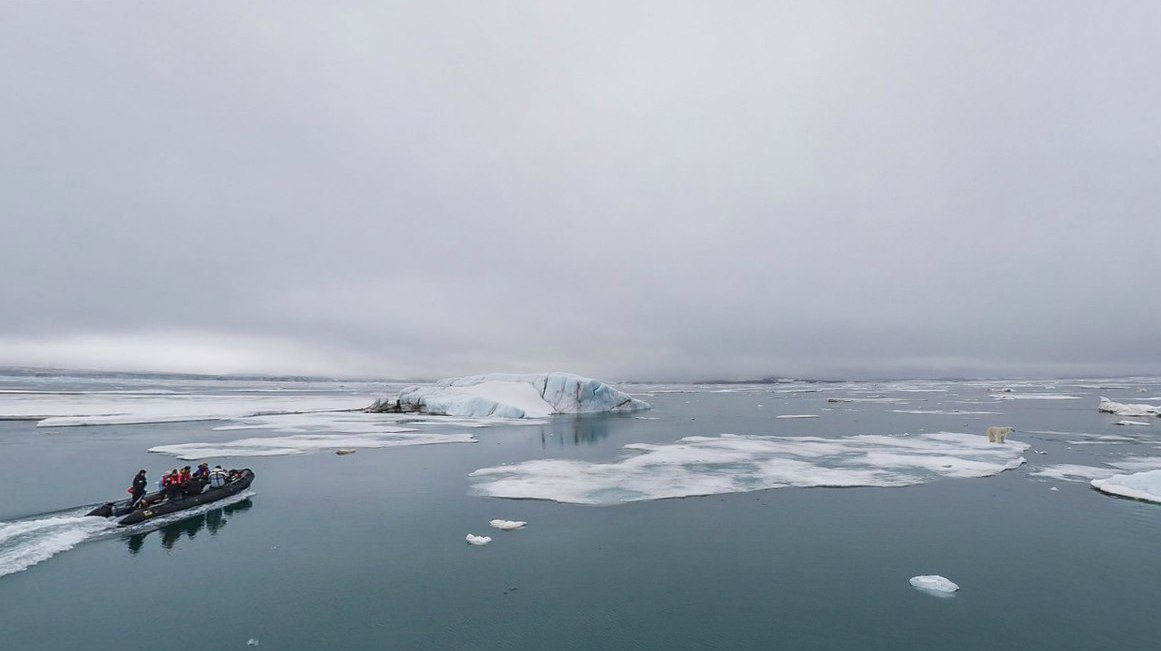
[87,502,115,517]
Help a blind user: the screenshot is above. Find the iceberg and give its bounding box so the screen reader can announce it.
[1091,470,1161,504]
[367,373,650,419]
[1098,397,1161,418]
[910,575,959,594]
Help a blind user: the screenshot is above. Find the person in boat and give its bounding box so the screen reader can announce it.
[192,463,209,482]
[208,465,228,489]
[178,466,193,497]
[129,470,148,507]
[163,468,182,501]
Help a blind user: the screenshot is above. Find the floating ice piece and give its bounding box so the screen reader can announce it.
[1099,397,1160,417]
[1091,470,1161,504]
[466,534,492,545]
[776,414,819,419]
[1116,420,1152,427]
[25,394,372,428]
[1050,486,1059,491]
[991,393,1081,401]
[470,431,1028,505]
[891,410,1000,415]
[247,639,260,647]
[910,575,959,594]
[368,373,650,418]
[335,449,356,455]
[149,431,476,460]
[1030,464,1117,482]
[490,520,527,531]
[827,397,907,404]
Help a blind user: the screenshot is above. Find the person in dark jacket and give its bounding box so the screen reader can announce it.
[129,470,148,507]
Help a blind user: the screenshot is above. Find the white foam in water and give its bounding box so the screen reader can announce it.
[150,431,476,460]
[910,575,959,594]
[466,534,492,545]
[0,509,117,579]
[489,519,526,530]
[1091,470,1161,504]
[469,432,1029,505]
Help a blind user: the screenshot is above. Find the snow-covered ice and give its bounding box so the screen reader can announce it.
[469,431,1029,505]
[490,520,527,530]
[991,393,1082,401]
[1098,397,1160,417]
[1091,470,1161,504]
[466,534,492,545]
[910,575,959,594]
[370,373,650,418]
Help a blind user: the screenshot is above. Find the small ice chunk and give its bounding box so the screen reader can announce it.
[776,414,820,419]
[1115,420,1152,427]
[489,519,527,531]
[335,448,357,455]
[466,534,492,545]
[910,575,959,594]
[247,640,260,647]
[1050,486,1059,491]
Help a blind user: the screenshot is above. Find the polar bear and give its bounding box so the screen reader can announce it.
[986,426,1013,443]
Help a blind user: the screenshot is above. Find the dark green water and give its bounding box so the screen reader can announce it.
[2,381,1160,650]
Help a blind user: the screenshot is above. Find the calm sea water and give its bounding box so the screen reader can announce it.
[2,375,1160,650]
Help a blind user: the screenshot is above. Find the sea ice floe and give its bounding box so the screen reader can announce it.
[826,397,908,404]
[991,394,1082,401]
[1031,465,1117,482]
[368,372,650,418]
[1116,420,1152,427]
[466,534,492,545]
[775,414,819,419]
[469,432,1028,505]
[909,575,959,594]
[1091,470,1161,504]
[24,394,372,427]
[149,431,476,460]
[1098,397,1161,417]
[890,410,1000,415]
[490,519,527,530]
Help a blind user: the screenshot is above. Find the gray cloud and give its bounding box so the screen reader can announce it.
[2,1,1159,380]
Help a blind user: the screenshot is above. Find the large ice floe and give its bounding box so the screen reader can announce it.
[366,373,650,418]
[1091,470,1161,504]
[469,432,1028,505]
[1097,397,1161,418]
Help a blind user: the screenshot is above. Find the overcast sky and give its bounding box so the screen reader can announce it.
[2,1,1159,380]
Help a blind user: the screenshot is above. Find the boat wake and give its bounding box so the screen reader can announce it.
[0,508,115,579]
[0,490,256,580]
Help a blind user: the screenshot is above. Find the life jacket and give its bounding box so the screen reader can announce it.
[162,474,173,487]
[179,470,191,484]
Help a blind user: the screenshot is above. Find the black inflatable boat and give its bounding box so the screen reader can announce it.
[87,469,255,526]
